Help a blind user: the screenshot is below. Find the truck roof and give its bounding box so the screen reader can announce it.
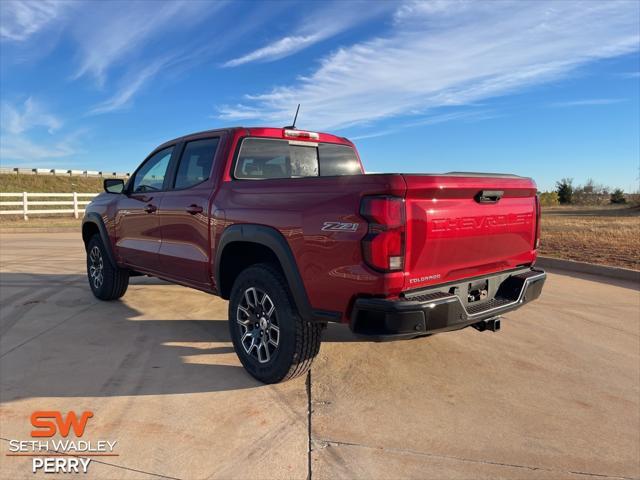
[155,127,353,151]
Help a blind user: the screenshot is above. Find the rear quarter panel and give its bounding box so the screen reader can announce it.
[215,174,406,320]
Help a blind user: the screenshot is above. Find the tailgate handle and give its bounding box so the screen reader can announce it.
[476,190,504,203]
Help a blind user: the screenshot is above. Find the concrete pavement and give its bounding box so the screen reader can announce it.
[0,233,638,479]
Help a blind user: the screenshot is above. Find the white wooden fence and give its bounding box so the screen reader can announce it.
[0,192,99,220]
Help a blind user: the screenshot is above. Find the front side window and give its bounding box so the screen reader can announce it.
[132,147,173,193]
[174,138,219,189]
[234,138,361,179]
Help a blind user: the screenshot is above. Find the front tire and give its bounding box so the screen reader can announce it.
[228,264,322,383]
[86,234,129,300]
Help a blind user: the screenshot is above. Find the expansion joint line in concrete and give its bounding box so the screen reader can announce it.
[306,370,313,480]
[315,438,637,480]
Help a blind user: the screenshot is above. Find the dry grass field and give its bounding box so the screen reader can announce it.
[540,205,640,270]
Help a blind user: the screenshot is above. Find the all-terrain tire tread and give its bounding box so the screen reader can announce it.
[258,263,321,381]
[229,263,322,383]
[87,234,129,301]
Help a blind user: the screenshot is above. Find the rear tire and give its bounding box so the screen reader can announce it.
[86,234,129,300]
[228,264,322,383]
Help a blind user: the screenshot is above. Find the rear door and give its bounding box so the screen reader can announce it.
[403,174,538,289]
[157,137,220,287]
[115,146,174,270]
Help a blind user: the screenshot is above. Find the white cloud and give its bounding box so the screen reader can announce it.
[88,57,170,114]
[222,1,393,67]
[224,33,329,67]
[0,98,82,162]
[57,0,228,115]
[3,1,281,118]
[0,97,61,134]
[213,104,265,121]
[0,0,68,41]
[69,0,228,114]
[71,0,216,86]
[219,0,640,130]
[72,2,173,85]
[393,0,471,23]
[350,109,498,140]
[2,2,206,118]
[0,134,78,162]
[549,98,627,108]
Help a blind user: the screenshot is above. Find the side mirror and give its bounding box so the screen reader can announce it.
[104,178,125,194]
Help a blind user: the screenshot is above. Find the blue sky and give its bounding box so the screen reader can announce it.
[0,0,639,192]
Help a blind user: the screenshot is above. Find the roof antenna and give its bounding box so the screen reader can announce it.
[285,104,300,129]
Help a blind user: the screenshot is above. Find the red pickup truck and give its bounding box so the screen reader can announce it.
[82,126,546,383]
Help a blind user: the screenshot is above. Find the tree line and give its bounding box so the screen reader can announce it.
[539,178,629,206]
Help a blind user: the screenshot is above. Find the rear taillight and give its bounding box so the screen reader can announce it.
[535,194,541,249]
[360,196,405,272]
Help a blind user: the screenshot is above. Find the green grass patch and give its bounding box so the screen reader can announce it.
[0,174,107,193]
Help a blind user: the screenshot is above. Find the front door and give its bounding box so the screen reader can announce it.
[115,146,174,271]
[158,137,220,286]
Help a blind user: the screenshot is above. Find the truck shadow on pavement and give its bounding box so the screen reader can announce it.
[0,273,360,401]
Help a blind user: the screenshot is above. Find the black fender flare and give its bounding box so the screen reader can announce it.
[215,224,337,322]
[82,213,117,269]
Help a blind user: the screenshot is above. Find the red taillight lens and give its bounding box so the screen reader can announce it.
[360,196,405,271]
[535,194,541,249]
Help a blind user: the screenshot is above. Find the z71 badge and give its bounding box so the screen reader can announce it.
[321,221,359,232]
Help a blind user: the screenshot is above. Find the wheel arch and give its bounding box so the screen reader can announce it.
[215,224,318,321]
[82,213,117,268]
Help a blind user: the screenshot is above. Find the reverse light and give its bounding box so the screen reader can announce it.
[283,129,319,140]
[360,196,405,272]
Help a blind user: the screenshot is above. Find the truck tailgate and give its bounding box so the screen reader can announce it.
[403,173,538,290]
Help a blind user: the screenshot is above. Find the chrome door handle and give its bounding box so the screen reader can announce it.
[144,204,157,213]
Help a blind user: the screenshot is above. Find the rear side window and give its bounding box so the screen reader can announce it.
[174,138,219,189]
[234,138,361,180]
[318,143,361,176]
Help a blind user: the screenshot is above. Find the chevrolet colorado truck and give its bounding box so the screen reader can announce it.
[82,126,546,383]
